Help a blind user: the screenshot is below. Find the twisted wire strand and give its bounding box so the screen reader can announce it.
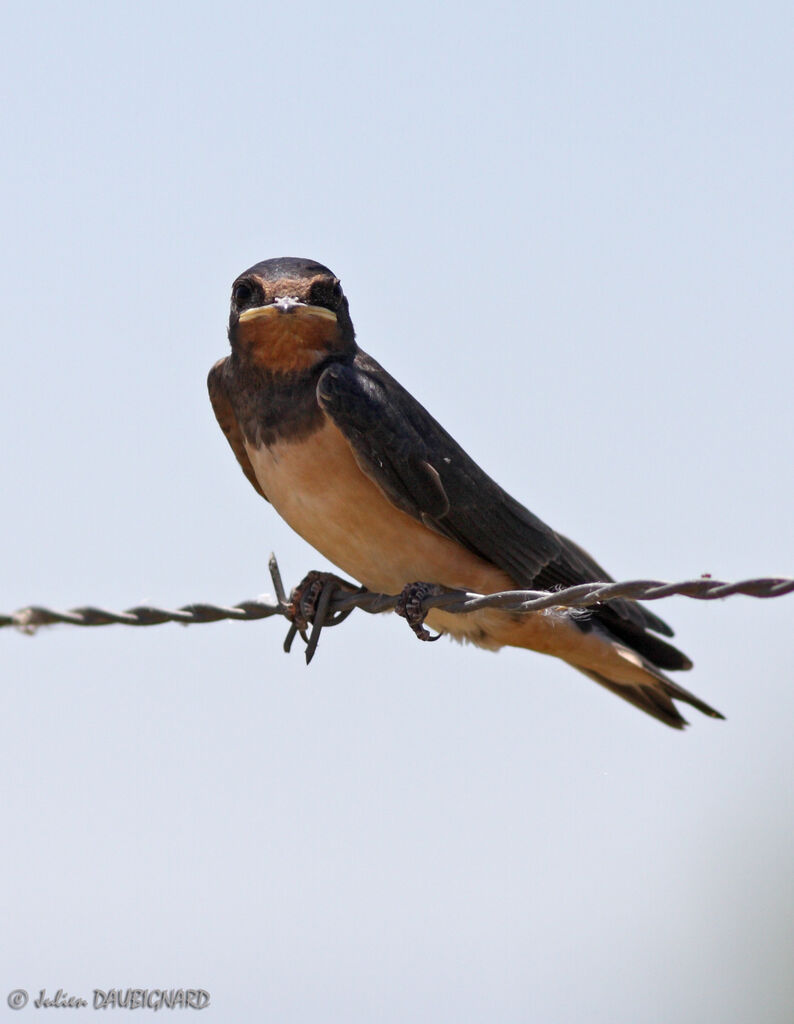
[2,555,791,637]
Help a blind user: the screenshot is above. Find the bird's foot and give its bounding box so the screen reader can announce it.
[395,581,446,642]
[285,570,362,663]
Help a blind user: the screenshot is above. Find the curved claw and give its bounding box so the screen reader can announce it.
[283,620,307,654]
[284,570,362,663]
[395,581,446,642]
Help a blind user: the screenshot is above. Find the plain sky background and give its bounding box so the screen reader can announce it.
[1,2,792,1021]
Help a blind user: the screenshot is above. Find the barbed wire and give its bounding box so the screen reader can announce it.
[2,555,791,663]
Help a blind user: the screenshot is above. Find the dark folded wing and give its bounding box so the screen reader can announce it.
[207,357,268,501]
[317,353,688,667]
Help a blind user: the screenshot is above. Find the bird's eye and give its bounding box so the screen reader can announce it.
[232,280,255,307]
[308,279,328,307]
[310,278,342,308]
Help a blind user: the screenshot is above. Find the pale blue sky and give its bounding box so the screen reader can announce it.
[1,2,792,1021]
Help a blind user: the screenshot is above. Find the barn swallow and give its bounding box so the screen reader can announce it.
[208,257,724,729]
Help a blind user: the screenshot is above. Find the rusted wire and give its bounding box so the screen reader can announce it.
[2,554,791,662]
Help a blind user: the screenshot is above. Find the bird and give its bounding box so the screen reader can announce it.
[208,256,723,729]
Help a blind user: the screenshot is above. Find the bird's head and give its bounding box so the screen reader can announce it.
[228,257,356,372]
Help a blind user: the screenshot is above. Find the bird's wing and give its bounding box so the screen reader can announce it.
[207,357,268,500]
[317,354,686,664]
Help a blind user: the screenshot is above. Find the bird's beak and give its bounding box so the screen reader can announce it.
[238,299,338,324]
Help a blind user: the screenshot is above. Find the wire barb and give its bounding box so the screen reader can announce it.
[2,558,792,661]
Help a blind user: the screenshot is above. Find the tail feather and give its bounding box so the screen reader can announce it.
[577,663,725,730]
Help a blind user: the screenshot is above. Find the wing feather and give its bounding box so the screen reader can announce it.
[207,358,268,501]
[317,353,688,667]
